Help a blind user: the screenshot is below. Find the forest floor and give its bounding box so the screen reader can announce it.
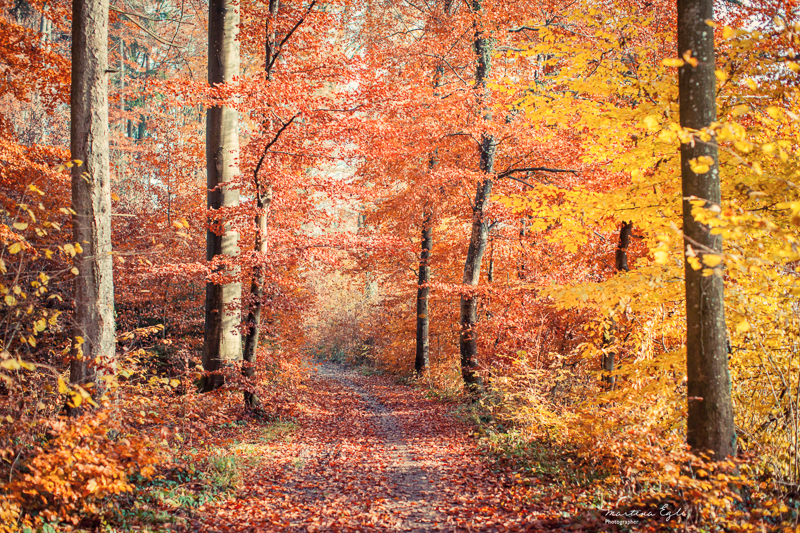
[147,361,600,533]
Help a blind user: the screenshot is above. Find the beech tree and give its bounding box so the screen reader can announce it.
[69,0,115,395]
[677,0,736,459]
[203,0,242,391]
[459,0,494,390]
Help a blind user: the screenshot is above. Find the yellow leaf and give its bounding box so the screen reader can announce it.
[70,267,79,275]
[70,393,82,408]
[766,106,783,120]
[715,69,728,83]
[74,242,83,254]
[689,156,714,174]
[702,254,723,267]
[111,192,120,201]
[7,242,21,255]
[687,257,702,270]
[643,115,660,131]
[654,251,669,265]
[0,359,20,370]
[682,50,698,67]
[662,58,685,68]
[170,379,181,388]
[58,378,68,394]
[4,295,15,306]
[735,320,750,333]
[732,105,749,117]
[12,222,27,231]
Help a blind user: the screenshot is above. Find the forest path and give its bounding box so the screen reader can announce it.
[184,361,551,532]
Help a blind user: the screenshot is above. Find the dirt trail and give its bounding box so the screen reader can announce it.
[186,362,544,532]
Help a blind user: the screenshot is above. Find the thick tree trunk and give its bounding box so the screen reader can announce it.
[203,0,242,392]
[602,221,633,388]
[415,210,432,373]
[69,0,115,403]
[460,1,494,391]
[678,0,736,459]
[242,186,273,407]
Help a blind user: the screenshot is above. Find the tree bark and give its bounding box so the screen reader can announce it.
[243,0,281,406]
[415,0,452,375]
[602,221,633,388]
[415,210,432,373]
[678,0,736,459]
[69,0,115,404]
[242,185,272,407]
[203,0,242,392]
[265,0,280,76]
[460,0,494,391]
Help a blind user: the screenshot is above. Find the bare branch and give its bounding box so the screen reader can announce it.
[496,167,579,179]
[253,114,300,197]
[266,0,319,76]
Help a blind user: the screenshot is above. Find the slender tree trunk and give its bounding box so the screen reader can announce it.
[203,0,242,392]
[242,0,281,406]
[242,186,273,407]
[265,0,280,75]
[602,221,633,388]
[460,0,494,391]
[487,236,495,283]
[414,0,452,374]
[69,0,115,405]
[39,7,51,44]
[415,210,432,373]
[678,0,736,459]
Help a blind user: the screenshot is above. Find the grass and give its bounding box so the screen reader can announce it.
[104,419,299,532]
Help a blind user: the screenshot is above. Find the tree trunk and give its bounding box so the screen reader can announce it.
[242,0,280,406]
[415,210,432,373]
[414,0,451,374]
[265,0,280,76]
[242,185,273,407]
[678,0,736,459]
[460,0,494,391]
[69,0,115,406]
[203,0,242,392]
[602,221,633,388]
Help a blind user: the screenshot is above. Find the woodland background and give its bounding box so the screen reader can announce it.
[0,0,799,531]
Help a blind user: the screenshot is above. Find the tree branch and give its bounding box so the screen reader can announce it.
[253,114,300,198]
[111,7,187,49]
[496,167,579,179]
[266,0,319,76]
